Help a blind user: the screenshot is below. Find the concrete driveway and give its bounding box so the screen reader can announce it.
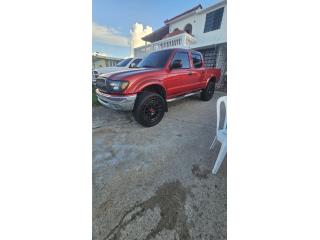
[93,92,227,240]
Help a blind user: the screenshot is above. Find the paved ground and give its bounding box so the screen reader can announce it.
[93,92,227,240]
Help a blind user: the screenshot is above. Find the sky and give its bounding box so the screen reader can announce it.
[92,0,218,58]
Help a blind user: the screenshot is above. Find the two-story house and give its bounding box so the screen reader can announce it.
[134,0,227,90]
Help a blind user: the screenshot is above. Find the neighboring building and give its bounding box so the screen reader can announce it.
[92,52,123,69]
[134,1,227,91]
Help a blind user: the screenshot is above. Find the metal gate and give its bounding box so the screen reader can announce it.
[198,43,227,92]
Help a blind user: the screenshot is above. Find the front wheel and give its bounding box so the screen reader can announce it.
[133,92,165,127]
[200,81,215,101]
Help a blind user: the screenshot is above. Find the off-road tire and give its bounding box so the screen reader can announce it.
[133,92,165,127]
[200,80,215,101]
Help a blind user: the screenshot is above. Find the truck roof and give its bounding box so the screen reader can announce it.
[152,48,202,55]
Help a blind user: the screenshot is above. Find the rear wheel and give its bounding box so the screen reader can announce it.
[200,80,215,101]
[133,92,165,127]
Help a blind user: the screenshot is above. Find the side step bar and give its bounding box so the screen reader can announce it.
[167,90,201,103]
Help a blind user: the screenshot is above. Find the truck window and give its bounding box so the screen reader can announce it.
[171,52,190,69]
[191,53,203,68]
[116,58,133,67]
[130,58,142,67]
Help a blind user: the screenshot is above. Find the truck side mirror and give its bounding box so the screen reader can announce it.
[170,59,182,70]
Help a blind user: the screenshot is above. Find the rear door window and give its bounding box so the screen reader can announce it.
[191,53,203,68]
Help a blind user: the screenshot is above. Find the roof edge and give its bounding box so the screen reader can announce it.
[141,25,169,42]
[164,1,226,25]
[164,4,202,24]
[198,0,226,14]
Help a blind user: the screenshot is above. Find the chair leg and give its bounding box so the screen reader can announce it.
[209,136,217,150]
[212,141,227,174]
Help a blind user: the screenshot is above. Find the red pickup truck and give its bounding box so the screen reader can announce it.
[96,48,221,127]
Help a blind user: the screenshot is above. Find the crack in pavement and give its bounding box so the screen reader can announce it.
[103,181,191,240]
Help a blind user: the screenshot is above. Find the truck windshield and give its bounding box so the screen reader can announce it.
[116,58,133,67]
[138,49,173,68]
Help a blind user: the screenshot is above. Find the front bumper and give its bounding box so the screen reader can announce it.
[95,88,136,111]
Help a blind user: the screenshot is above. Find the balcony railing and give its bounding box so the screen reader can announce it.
[134,32,196,58]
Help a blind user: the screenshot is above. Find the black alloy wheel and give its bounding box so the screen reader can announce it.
[133,92,165,127]
[200,80,215,101]
[143,96,164,124]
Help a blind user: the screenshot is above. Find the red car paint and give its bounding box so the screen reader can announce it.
[104,48,220,100]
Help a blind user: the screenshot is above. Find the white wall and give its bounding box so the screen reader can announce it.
[93,59,121,68]
[168,5,227,49]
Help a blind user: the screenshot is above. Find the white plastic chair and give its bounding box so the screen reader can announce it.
[209,96,227,174]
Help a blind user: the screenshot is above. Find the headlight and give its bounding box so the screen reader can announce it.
[109,80,129,92]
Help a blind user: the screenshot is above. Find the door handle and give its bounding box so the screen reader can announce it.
[188,72,193,76]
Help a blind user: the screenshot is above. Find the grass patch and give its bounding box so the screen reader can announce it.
[92,86,100,107]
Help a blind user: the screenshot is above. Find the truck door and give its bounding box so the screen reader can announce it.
[190,52,206,90]
[164,51,196,97]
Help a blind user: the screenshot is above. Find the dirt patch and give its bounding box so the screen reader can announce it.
[192,164,211,179]
[104,181,191,240]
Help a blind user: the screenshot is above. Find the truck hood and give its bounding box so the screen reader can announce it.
[107,68,161,80]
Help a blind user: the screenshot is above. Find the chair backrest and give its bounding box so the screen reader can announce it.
[216,96,227,133]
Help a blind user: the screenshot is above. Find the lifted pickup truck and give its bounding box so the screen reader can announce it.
[95,48,221,127]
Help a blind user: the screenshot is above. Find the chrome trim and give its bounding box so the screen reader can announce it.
[166,90,201,103]
[96,88,136,111]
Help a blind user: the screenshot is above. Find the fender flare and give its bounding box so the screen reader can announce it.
[205,75,217,87]
[133,80,168,112]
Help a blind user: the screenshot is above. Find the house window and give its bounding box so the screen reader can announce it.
[204,7,224,33]
[184,24,192,35]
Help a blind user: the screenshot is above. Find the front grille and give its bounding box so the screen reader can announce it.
[96,78,112,93]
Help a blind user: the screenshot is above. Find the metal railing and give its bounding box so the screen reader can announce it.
[134,32,196,58]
